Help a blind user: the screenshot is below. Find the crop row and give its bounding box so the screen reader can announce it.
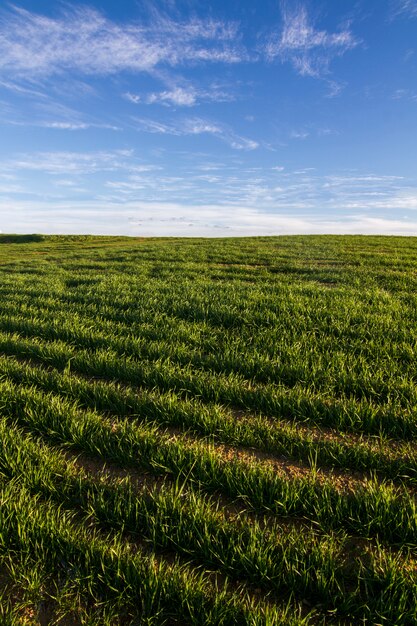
[0,292,415,405]
[0,378,416,546]
[2,419,417,624]
[1,478,300,626]
[0,352,415,485]
[0,326,415,439]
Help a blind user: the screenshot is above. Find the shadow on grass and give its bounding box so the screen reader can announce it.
[0,234,44,244]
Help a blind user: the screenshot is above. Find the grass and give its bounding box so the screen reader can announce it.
[1,233,417,624]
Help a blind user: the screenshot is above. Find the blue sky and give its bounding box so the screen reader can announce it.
[0,0,416,236]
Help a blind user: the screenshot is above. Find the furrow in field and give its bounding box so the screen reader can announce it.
[0,378,416,546]
[63,448,307,532]
[0,328,414,440]
[0,480,304,626]
[1,419,417,625]
[66,449,169,493]
[0,420,349,610]
[1,351,416,488]
[2,463,417,625]
[3,264,416,348]
[0,264,412,334]
[0,295,415,409]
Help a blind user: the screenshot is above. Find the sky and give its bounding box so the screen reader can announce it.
[0,0,417,237]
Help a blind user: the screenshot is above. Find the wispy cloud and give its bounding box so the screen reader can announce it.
[33,120,120,131]
[0,5,245,80]
[38,121,90,130]
[3,198,417,237]
[133,116,258,150]
[2,118,120,131]
[133,119,183,135]
[1,146,417,235]
[290,130,310,140]
[124,92,142,104]
[0,182,22,193]
[0,79,47,98]
[124,83,235,108]
[392,88,417,101]
[266,4,358,80]
[144,87,198,107]
[0,87,122,131]
[124,86,197,107]
[392,0,417,18]
[0,150,137,175]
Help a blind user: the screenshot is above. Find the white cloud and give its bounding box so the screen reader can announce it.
[2,198,417,237]
[1,151,415,230]
[183,118,223,134]
[147,87,197,107]
[133,116,258,150]
[0,6,244,80]
[40,121,120,131]
[124,92,141,104]
[325,80,345,98]
[130,165,163,173]
[266,5,358,79]
[231,138,259,150]
[393,89,409,99]
[0,88,122,131]
[3,118,121,131]
[343,192,417,211]
[196,163,226,171]
[0,183,22,193]
[392,1,417,17]
[0,79,47,98]
[324,175,404,184]
[39,121,90,130]
[392,88,417,101]
[54,180,80,187]
[134,119,175,134]
[124,82,235,108]
[0,150,140,175]
[290,130,310,139]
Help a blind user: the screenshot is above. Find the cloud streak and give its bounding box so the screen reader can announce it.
[133,116,259,150]
[392,1,417,17]
[0,5,245,80]
[266,4,358,79]
[0,150,137,175]
[125,83,235,108]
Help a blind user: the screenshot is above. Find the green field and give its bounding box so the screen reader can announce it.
[0,233,417,625]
